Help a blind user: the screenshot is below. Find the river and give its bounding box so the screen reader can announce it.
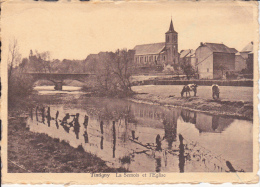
[27,86,253,172]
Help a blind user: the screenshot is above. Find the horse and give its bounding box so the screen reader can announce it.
[181,84,198,97]
[212,84,220,99]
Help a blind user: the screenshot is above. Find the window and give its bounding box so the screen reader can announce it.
[207,68,209,72]
[145,57,146,62]
[164,56,166,61]
[166,36,169,42]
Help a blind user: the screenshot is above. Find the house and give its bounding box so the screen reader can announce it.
[240,41,253,59]
[195,42,236,79]
[133,19,179,68]
[235,52,247,72]
[179,49,196,67]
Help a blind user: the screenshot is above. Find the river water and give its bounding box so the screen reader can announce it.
[27,86,253,172]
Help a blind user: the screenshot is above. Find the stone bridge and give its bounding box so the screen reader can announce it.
[24,72,95,90]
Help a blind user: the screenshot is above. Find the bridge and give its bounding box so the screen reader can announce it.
[24,72,95,90]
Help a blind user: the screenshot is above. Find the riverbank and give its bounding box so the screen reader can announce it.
[8,96,127,173]
[131,85,253,121]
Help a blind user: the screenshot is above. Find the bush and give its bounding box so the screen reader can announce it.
[8,68,34,103]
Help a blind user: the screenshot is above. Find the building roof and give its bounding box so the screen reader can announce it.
[180,49,195,58]
[202,43,237,53]
[133,42,165,55]
[241,41,253,52]
[229,48,238,53]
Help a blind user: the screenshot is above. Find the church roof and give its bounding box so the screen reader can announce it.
[203,43,237,53]
[133,42,165,55]
[241,41,253,52]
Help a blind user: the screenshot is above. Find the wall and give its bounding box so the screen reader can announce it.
[213,53,235,79]
[165,32,178,65]
[134,54,160,66]
[195,46,213,79]
[235,55,246,71]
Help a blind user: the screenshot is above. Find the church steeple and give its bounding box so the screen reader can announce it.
[169,19,174,32]
[165,18,178,65]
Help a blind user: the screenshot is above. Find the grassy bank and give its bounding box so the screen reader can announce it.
[131,93,253,121]
[8,96,127,173]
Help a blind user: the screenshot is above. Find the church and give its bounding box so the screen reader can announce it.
[133,19,179,67]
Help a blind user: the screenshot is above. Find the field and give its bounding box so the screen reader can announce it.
[132,85,253,102]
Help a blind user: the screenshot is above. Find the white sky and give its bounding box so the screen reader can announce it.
[1,1,257,60]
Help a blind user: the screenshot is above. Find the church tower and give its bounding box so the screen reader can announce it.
[165,19,178,65]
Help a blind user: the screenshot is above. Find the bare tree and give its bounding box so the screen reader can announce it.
[8,39,21,81]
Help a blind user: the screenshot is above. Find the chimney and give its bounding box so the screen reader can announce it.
[200,42,204,46]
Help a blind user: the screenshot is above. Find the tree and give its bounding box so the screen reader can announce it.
[8,40,34,101]
[29,50,52,73]
[217,63,226,79]
[8,39,21,81]
[86,49,135,96]
[181,62,195,80]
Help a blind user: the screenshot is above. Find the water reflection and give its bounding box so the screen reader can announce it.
[27,97,252,172]
[180,110,234,133]
[83,130,89,143]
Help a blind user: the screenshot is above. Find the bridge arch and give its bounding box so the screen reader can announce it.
[24,73,94,90]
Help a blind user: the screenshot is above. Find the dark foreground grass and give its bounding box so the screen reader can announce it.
[8,96,128,173]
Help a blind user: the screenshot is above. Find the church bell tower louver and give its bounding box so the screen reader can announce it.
[165,18,178,65]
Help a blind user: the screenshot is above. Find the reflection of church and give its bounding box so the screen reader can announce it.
[133,19,179,67]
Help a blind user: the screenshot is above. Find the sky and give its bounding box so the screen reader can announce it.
[1,1,257,60]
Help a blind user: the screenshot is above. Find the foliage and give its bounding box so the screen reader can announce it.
[84,49,135,97]
[180,62,195,80]
[8,40,34,102]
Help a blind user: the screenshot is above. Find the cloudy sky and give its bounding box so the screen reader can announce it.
[2,1,257,60]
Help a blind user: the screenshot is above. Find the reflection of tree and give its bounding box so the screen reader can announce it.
[180,110,196,125]
[112,121,116,158]
[163,119,177,149]
[178,134,185,173]
[155,158,162,172]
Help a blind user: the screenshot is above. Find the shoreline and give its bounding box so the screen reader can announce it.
[8,96,128,173]
[130,93,253,121]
